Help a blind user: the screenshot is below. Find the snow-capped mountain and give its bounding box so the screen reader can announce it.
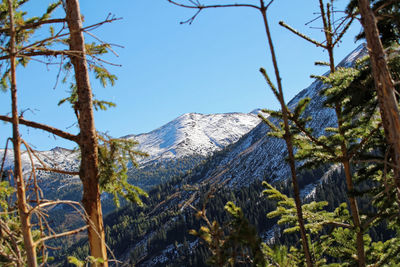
[0,147,79,174]
[125,112,261,164]
[0,112,260,179]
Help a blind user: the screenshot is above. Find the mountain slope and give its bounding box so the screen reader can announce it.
[192,44,367,189]
[97,44,369,266]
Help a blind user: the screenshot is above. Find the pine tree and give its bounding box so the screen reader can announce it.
[278,1,370,264]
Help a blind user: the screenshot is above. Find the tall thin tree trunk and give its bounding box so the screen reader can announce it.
[333,91,365,267]
[357,0,400,197]
[259,2,313,266]
[342,159,365,266]
[7,0,37,266]
[326,44,366,266]
[65,0,108,265]
[318,0,366,263]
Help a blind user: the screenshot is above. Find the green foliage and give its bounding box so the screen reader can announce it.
[0,181,25,265]
[267,45,400,266]
[57,84,117,112]
[264,181,355,264]
[98,134,149,207]
[294,56,383,170]
[347,0,400,47]
[0,0,62,92]
[190,201,267,266]
[367,226,400,265]
[68,255,105,267]
[263,245,300,267]
[57,41,119,113]
[0,180,14,210]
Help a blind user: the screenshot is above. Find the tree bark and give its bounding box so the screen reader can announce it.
[7,0,37,266]
[357,0,400,194]
[65,0,108,265]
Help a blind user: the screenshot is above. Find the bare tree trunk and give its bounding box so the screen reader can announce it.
[7,0,37,266]
[357,0,400,194]
[65,0,108,265]
[259,2,313,266]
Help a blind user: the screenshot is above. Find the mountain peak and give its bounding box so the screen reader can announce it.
[130,112,261,163]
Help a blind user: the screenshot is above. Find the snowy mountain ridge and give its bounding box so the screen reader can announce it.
[0,112,261,174]
[126,112,261,164]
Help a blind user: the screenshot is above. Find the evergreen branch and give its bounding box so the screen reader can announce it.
[0,115,79,142]
[353,159,398,169]
[0,249,17,264]
[258,113,279,132]
[279,21,325,48]
[348,124,381,159]
[0,18,66,33]
[361,213,395,230]
[16,26,68,55]
[0,209,18,215]
[259,68,280,100]
[34,225,88,246]
[290,116,336,155]
[315,61,330,66]
[321,221,352,228]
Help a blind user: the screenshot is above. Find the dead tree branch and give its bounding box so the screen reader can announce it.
[166,0,259,24]
[0,115,79,142]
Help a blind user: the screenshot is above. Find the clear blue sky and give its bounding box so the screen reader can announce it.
[0,0,362,150]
